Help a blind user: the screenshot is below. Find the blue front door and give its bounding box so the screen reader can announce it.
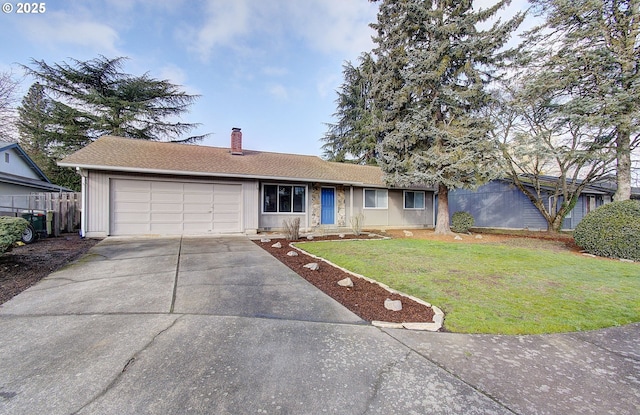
[321,188,335,225]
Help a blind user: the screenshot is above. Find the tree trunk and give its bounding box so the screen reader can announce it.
[434,183,452,234]
[614,127,631,201]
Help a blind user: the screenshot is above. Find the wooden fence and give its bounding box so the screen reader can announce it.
[0,192,81,236]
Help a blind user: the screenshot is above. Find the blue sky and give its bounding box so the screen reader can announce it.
[1,0,530,156]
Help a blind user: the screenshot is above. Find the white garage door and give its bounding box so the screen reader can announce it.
[111,179,242,235]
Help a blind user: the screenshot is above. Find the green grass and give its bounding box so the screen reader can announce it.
[298,239,640,334]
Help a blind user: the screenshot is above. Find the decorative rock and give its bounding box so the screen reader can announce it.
[260,238,271,243]
[402,322,441,332]
[619,258,634,263]
[303,263,319,271]
[372,321,404,329]
[384,298,403,311]
[475,234,483,239]
[286,251,299,257]
[307,235,314,240]
[403,230,414,237]
[339,234,345,238]
[271,242,282,248]
[337,277,354,288]
[454,235,463,240]
[582,253,597,258]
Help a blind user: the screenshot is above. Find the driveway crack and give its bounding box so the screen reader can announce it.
[169,236,183,314]
[71,315,183,414]
[360,350,411,415]
[379,329,518,414]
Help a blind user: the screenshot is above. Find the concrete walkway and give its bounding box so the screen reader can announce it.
[0,236,638,414]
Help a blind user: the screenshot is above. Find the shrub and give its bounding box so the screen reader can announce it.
[282,217,301,240]
[0,216,29,254]
[451,211,474,233]
[350,213,365,236]
[574,200,640,261]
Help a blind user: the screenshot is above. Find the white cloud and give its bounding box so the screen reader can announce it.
[262,66,289,77]
[286,0,378,58]
[156,64,201,96]
[316,72,341,99]
[182,0,377,63]
[22,11,120,55]
[266,83,289,100]
[186,0,251,62]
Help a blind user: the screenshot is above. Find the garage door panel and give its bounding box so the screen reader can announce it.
[111,179,241,235]
[114,192,150,202]
[116,181,151,191]
[151,212,183,221]
[183,204,212,213]
[213,212,239,222]
[152,192,181,202]
[151,202,183,213]
[150,223,183,233]
[117,223,150,234]
[152,181,182,192]
[115,201,150,211]
[115,212,150,222]
[184,194,214,205]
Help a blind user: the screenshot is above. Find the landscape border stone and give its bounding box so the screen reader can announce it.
[289,237,444,332]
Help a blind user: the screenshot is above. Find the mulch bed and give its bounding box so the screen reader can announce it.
[0,234,99,305]
[254,235,436,324]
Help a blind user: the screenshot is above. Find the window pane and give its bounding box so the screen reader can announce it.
[376,190,388,208]
[405,192,415,209]
[364,189,376,208]
[414,192,425,209]
[279,186,292,212]
[264,185,277,212]
[293,186,305,212]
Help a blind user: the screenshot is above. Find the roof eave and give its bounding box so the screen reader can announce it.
[59,162,388,187]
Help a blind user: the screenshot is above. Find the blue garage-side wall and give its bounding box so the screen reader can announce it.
[449,180,549,230]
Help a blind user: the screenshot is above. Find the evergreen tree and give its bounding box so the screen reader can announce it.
[21,56,205,145]
[18,56,206,189]
[524,0,640,201]
[0,71,20,140]
[322,53,379,164]
[371,0,523,233]
[17,83,81,190]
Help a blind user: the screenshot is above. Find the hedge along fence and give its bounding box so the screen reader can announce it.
[0,192,81,236]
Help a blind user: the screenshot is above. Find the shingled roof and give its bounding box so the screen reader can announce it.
[59,136,389,187]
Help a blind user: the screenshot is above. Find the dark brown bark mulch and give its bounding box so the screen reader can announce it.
[0,235,99,305]
[254,236,435,324]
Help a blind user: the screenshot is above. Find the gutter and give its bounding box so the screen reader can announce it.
[57,162,396,189]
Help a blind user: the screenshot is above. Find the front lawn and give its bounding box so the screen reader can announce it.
[299,238,640,334]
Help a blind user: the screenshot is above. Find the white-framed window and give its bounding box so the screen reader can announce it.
[263,184,306,213]
[586,195,597,214]
[364,189,388,209]
[404,191,425,209]
[549,196,572,218]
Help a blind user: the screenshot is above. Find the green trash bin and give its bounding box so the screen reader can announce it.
[20,212,48,243]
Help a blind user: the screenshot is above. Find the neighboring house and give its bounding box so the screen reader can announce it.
[59,130,435,237]
[0,141,69,195]
[448,177,639,231]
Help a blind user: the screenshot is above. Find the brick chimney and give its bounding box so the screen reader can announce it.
[231,127,243,155]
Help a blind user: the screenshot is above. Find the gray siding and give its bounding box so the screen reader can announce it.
[449,181,548,229]
[0,148,41,179]
[449,180,611,231]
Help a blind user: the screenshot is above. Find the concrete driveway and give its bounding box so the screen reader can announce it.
[0,236,638,414]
